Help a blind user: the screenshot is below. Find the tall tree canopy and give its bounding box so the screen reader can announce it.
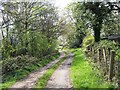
[0,1,61,59]
[84,1,120,42]
[67,1,120,47]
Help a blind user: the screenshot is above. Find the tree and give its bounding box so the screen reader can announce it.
[84,2,111,42]
[101,12,120,37]
[84,1,120,42]
[0,1,60,59]
[68,1,120,43]
[66,2,91,47]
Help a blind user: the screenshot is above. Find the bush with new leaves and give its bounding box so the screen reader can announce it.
[82,35,94,50]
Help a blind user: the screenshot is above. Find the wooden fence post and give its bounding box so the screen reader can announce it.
[117,61,120,88]
[103,47,107,64]
[99,48,103,69]
[91,47,93,59]
[109,50,115,82]
[108,48,111,61]
[92,47,95,60]
[85,46,89,57]
[103,47,107,75]
[97,49,100,63]
[90,47,92,57]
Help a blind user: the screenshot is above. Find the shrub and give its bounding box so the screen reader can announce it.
[2,55,38,76]
[1,39,15,60]
[94,40,118,50]
[82,35,94,50]
[2,52,60,76]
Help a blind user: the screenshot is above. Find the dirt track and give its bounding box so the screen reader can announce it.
[46,52,73,88]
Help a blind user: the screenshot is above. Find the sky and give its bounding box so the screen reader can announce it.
[54,0,73,9]
[53,0,74,16]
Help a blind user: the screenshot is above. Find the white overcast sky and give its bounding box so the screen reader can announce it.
[53,0,76,16]
[54,0,73,9]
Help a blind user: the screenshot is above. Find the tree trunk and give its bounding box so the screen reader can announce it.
[94,27,100,42]
[93,17,102,42]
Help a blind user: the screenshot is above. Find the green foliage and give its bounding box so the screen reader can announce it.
[1,1,60,60]
[1,30,57,59]
[66,2,89,48]
[69,38,82,48]
[84,2,113,42]
[67,1,119,44]
[93,40,118,51]
[27,31,49,57]
[82,34,94,49]
[2,52,60,76]
[15,47,27,56]
[116,49,120,61]
[70,48,113,88]
[101,13,120,37]
[1,39,15,60]
[2,55,38,76]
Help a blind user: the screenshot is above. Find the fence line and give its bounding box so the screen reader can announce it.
[85,46,120,87]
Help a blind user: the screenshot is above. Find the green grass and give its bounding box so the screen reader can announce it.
[1,54,60,89]
[34,56,67,88]
[70,48,113,88]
